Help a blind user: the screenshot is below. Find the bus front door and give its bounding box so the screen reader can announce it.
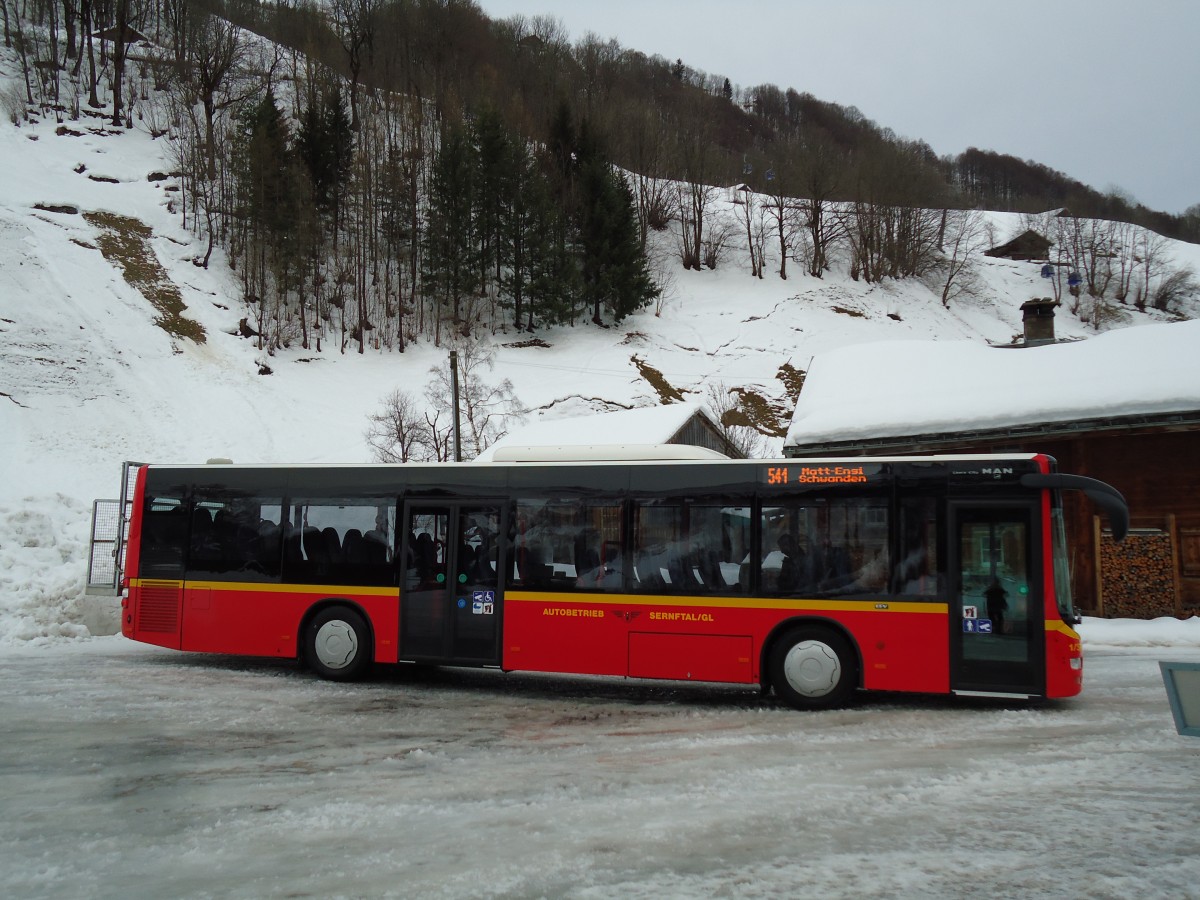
[400,502,505,665]
[948,502,1044,697]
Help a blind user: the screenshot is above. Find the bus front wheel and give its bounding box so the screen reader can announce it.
[768,627,857,710]
[305,606,372,681]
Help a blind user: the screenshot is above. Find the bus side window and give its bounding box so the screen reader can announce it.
[760,498,889,597]
[810,498,889,596]
[896,497,940,596]
[632,501,749,594]
[633,502,681,591]
[140,496,187,578]
[510,499,623,592]
[284,498,395,587]
[759,504,811,595]
[187,493,284,582]
[687,503,749,593]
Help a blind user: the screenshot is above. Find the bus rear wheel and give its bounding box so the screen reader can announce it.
[769,627,857,710]
[305,606,372,681]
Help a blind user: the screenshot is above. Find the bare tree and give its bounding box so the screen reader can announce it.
[701,218,735,270]
[619,106,674,248]
[735,187,763,278]
[426,343,527,460]
[365,388,435,462]
[676,178,719,270]
[1109,220,1136,303]
[187,15,247,181]
[760,177,802,280]
[78,0,100,108]
[798,137,844,278]
[1152,267,1198,312]
[1133,226,1169,310]
[111,0,130,126]
[330,0,379,131]
[645,239,678,317]
[673,110,723,270]
[705,383,766,458]
[934,209,987,307]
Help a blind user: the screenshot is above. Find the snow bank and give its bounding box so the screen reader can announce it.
[1080,615,1200,648]
[0,494,97,644]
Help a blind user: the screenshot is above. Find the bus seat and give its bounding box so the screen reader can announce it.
[343,529,367,566]
[322,527,342,564]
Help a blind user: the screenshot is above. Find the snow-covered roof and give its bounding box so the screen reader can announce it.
[786,320,1200,448]
[476,402,719,462]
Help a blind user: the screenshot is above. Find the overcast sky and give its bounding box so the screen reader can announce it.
[474,0,1199,215]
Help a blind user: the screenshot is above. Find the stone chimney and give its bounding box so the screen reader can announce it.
[1020,298,1058,346]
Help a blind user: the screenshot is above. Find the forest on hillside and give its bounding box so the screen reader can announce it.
[4,0,1199,357]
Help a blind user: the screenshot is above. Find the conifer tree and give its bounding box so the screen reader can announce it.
[378,140,416,350]
[577,158,659,324]
[422,123,479,339]
[231,90,300,348]
[496,137,540,331]
[471,107,513,294]
[500,143,580,330]
[297,84,354,241]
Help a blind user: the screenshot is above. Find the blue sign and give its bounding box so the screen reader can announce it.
[457,598,467,609]
[963,619,994,634]
[977,619,993,634]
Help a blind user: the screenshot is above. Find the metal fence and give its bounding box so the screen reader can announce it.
[86,462,142,595]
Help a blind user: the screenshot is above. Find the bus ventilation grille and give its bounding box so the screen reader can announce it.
[137,582,181,633]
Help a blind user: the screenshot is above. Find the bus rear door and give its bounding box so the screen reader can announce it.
[948,502,1044,697]
[400,501,506,665]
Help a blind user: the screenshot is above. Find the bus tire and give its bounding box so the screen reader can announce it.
[769,626,857,710]
[305,606,372,682]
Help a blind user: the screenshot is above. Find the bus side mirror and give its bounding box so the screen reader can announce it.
[1019,474,1129,542]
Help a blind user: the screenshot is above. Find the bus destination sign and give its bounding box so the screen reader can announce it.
[762,463,883,487]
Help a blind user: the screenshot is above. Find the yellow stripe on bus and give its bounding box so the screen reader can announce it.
[129,580,946,614]
[1044,619,1081,638]
[128,578,397,597]
[506,591,946,615]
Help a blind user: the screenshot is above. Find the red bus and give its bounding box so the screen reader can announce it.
[119,451,1127,709]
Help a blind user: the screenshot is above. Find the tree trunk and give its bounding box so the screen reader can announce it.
[110,0,129,127]
[83,0,100,106]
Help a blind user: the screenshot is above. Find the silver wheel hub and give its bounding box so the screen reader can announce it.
[782,640,841,698]
[314,620,359,670]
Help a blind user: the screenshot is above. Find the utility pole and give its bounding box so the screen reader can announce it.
[450,349,462,462]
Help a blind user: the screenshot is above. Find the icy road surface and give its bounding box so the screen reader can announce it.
[3,639,1198,899]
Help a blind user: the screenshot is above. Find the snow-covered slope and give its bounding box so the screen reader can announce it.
[2,70,1198,641]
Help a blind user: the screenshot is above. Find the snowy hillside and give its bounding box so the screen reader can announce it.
[3,54,1200,642]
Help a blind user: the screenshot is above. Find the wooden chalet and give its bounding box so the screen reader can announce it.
[92,25,151,44]
[985,229,1052,261]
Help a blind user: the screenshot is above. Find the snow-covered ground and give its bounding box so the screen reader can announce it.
[1,629,1198,899]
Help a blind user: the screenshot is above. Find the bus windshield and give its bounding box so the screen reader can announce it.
[1050,499,1076,624]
